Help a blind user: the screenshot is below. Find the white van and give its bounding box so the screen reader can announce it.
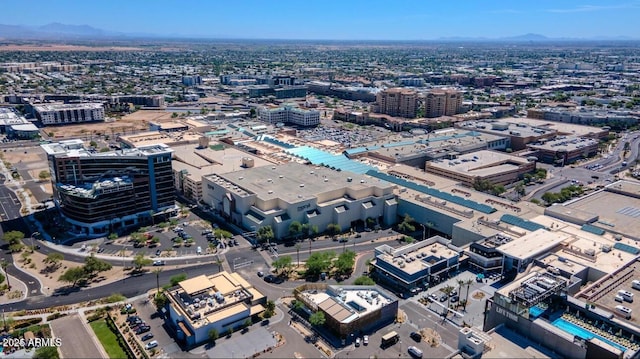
[618,290,634,302]
[145,340,158,350]
[616,305,632,319]
[408,346,423,358]
[632,280,640,290]
[196,246,202,255]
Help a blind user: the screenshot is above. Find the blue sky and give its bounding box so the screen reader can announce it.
[1,0,639,40]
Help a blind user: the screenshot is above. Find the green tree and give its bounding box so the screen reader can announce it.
[397,214,415,233]
[83,255,112,277]
[108,232,118,240]
[288,221,302,239]
[153,292,168,309]
[208,328,219,343]
[257,226,274,244]
[44,253,64,270]
[334,250,356,276]
[403,236,415,244]
[305,251,335,277]
[272,255,293,275]
[0,272,5,286]
[309,311,326,326]
[33,346,60,359]
[133,254,153,270]
[353,276,375,285]
[59,266,87,287]
[170,273,187,286]
[4,231,25,252]
[38,170,51,181]
[326,223,341,236]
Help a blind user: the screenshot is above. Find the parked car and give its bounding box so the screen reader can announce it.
[97,247,105,253]
[153,260,165,266]
[363,335,369,345]
[257,271,264,277]
[126,316,140,323]
[450,295,459,303]
[439,294,448,302]
[136,326,151,334]
[410,331,422,342]
[145,340,158,350]
[264,274,284,284]
[408,346,423,358]
[140,333,154,341]
[155,249,162,256]
[355,337,361,347]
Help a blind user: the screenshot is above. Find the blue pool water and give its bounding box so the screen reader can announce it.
[552,318,627,352]
[529,305,545,318]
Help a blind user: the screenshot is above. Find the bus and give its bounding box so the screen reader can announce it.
[381,331,399,348]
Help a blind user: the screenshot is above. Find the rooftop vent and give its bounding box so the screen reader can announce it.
[300,184,305,187]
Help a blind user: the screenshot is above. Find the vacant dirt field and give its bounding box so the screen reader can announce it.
[43,110,172,139]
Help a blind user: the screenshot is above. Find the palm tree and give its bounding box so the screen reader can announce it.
[463,279,474,311]
[213,257,225,272]
[295,243,301,266]
[153,268,163,294]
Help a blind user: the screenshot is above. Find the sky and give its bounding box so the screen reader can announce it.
[1,0,640,40]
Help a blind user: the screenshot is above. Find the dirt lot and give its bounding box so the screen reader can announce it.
[43,110,172,139]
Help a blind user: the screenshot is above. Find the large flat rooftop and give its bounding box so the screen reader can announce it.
[41,139,172,157]
[426,150,531,177]
[497,229,569,261]
[527,136,598,152]
[212,162,392,202]
[563,182,640,240]
[301,285,395,324]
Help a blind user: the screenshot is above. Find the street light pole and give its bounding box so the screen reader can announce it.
[122,246,127,282]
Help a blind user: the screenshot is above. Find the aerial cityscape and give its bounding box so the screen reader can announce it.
[1,1,640,359]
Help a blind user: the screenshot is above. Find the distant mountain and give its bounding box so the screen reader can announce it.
[0,22,128,40]
[36,22,110,37]
[500,33,549,41]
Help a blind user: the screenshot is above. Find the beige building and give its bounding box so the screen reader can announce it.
[375,88,418,118]
[424,150,536,187]
[425,89,462,118]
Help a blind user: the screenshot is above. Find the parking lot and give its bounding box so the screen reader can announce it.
[129,298,184,358]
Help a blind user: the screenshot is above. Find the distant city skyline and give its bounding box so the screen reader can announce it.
[1,0,639,40]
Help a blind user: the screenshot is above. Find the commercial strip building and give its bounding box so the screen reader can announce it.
[166,271,266,349]
[371,236,464,291]
[201,162,397,239]
[258,104,320,127]
[424,150,536,187]
[41,139,175,237]
[33,103,105,125]
[294,284,398,338]
[0,108,39,139]
[375,88,418,118]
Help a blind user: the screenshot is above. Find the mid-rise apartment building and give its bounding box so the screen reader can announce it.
[41,139,175,238]
[33,103,105,125]
[375,88,418,118]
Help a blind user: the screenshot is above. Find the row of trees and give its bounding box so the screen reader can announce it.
[59,254,112,287]
[541,184,584,206]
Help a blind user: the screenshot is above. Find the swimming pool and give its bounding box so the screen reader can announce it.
[529,305,545,318]
[552,318,627,352]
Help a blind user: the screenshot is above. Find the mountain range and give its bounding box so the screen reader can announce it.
[0,23,636,42]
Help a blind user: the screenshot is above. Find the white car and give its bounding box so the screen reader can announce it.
[145,340,158,350]
[363,335,368,345]
[355,337,361,347]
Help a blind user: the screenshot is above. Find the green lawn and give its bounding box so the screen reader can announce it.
[89,319,128,359]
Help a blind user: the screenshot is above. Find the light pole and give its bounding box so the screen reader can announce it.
[121,246,127,282]
[30,231,40,250]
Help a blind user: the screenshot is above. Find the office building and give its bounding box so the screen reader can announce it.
[375,88,418,118]
[41,139,174,237]
[201,162,397,239]
[372,236,464,292]
[166,271,266,349]
[33,103,105,125]
[182,75,203,87]
[527,136,599,165]
[295,284,397,339]
[425,150,536,187]
[258,104,320,127]
[112,95,165,108]
[424,89,462,118]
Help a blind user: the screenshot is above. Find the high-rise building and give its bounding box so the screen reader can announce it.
[41,139,175,238]
[375,88,418,118]
[181,75,202,86]
[424,89,462,118]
